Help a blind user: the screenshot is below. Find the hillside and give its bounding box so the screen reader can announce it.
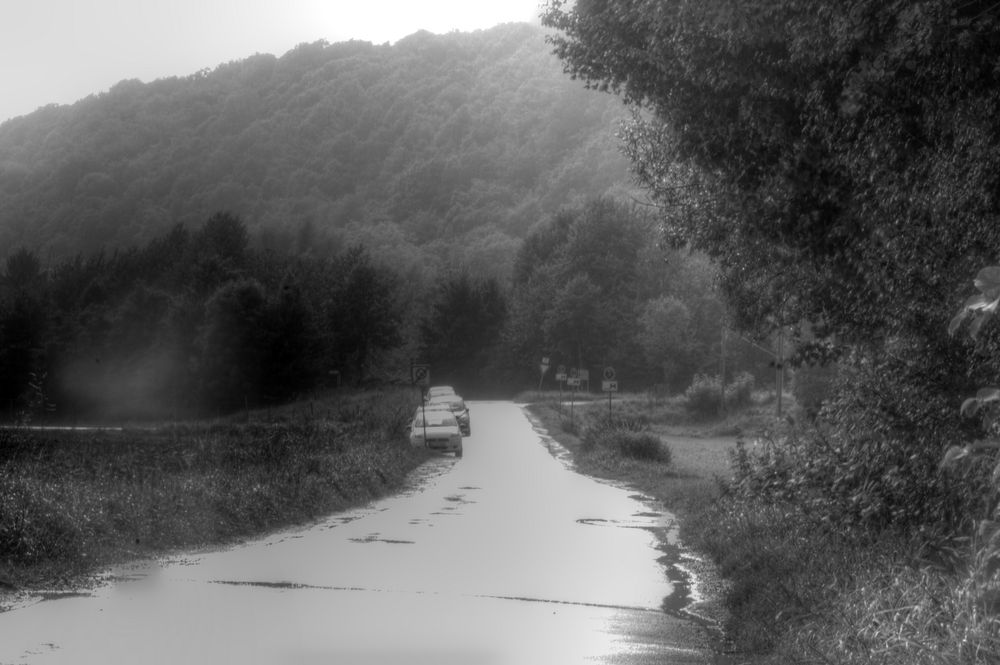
[0,23,634,278]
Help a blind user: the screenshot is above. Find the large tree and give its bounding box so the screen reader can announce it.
[419,273,508,392]
[542,0,1000,343]
[542,1,1000,531]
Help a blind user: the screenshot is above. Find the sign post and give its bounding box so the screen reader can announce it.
[411,362,430,445]
[555,365,567,414]
[538,356,550,391]
[567,370,581,427]
[602,367,618,419]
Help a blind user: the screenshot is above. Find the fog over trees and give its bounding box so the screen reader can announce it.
[0,23,752,420]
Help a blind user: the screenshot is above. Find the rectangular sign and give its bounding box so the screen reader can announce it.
[566,377,581,388]
[602,380,618,392]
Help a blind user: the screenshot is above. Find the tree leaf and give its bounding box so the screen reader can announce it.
[977,388,1000,404]
[970,313,988,340]
[975,267,1000,299]
[948,309,969,336]
[941,445,969,468]
[961,397,981,418]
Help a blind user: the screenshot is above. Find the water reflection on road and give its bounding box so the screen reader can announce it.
[0,401,717,664]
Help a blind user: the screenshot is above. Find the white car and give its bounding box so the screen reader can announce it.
[425,394,470,436]
[408,408,463,457]
[425,385,456,400]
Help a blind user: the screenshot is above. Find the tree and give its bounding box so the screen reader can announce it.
[197,279,268,411]
[420,273,508,392]
[541,1,1000,532]
[638,295,692,388]
[542,0,1000,342]
[258,281,321,402]
[543,273,613,368]
[2,248,43,293]
[326,246,404,384]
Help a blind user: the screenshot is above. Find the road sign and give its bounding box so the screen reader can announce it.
[567,377,581,389]
[555,372,567,382]
[602,380,618,392]
[603,366,616,381]
[411,364,430,385]
[557,364,566,374]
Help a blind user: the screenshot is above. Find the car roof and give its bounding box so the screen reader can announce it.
[427,394,464,406]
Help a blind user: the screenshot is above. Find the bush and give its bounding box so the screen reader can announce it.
[684,374,723,418]
[724,371,755,409]
[792,362,838,419]
[615,431,671,463]
[582,415,671,463]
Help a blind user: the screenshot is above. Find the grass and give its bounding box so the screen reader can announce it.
[0,387,427,595]
[523,389,1000,665]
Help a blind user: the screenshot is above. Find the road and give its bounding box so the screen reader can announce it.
[0,401,722,664]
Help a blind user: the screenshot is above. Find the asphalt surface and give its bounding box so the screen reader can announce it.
[0,401,722,664]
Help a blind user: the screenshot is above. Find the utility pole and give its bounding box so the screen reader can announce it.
[776,327,784,418]
[720,326,727,415]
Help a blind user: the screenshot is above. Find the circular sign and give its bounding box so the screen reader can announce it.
[603,366,616,381]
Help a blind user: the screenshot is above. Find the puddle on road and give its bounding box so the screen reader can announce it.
[349,533,416,545]
[525,405,731,657]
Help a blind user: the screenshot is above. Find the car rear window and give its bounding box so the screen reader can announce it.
[429,396,465,409]
[414,412,458,427]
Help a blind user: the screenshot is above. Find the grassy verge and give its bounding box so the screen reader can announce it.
[520,391,739,640]
[523,390,1000,664]
[0,387,426,597]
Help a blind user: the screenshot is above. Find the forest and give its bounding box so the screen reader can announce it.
[0,22,773,422]
[0,200,760,421]
[0,23,634,279]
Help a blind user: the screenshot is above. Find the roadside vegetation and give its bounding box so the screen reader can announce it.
[526,386,1000,664]
[534,2,1000,663]
[0,388,424,596]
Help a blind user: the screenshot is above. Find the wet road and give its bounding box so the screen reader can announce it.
[0,402,717,664]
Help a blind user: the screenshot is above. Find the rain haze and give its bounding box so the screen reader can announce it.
[0,0,545,123]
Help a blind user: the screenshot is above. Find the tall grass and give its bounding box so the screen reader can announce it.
[529,392,1000,664]
[0,388,424,586]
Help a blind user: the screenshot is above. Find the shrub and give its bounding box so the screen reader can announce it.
[582,415,670,463]
[684,374,722,418]
[792,362,838,419]
[615,431,671,463]
[724,371,755,409]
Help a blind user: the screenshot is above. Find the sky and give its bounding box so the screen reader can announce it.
[0,0,546,123]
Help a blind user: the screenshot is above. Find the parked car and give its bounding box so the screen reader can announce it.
[408,408,463,457]
[426,394,470,436]
[425,385,456,400]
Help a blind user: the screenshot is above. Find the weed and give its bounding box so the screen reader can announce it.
[0,388,424,588]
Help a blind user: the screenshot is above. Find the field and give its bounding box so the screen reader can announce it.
[0,388,426,598]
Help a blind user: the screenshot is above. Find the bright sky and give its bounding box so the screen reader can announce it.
[0,0,546,123]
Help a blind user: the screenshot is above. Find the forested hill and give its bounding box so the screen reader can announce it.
[0,23,633,273]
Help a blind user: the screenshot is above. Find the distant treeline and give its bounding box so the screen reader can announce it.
[0,201,769,422]
[0,23,633,281]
